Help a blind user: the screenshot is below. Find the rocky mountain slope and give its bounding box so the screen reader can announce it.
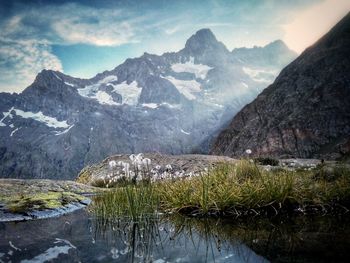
[0,29,296,179]
[211,13,350,159]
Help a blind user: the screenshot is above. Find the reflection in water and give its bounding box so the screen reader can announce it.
[92,215,267,263]
[0,209,349,262]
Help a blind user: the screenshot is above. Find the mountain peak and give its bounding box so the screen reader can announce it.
[185,28,217,48]
[263,40,296,55]
[264,40,288,49]
[189,28,217,42]
[184,28,228,55]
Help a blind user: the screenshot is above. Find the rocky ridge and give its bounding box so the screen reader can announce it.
[211,13,350,159]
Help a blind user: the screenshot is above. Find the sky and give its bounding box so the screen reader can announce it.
[0,0,349,93]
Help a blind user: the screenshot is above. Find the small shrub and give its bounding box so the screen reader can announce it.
[254,157,279,166]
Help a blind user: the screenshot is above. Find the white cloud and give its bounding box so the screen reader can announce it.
[283,0,350,53]
[165,25,182,35]
[53,20,135,46]
[0,3,139,93]
[0,39,62,93]
[49,5,137,46]
[2,3,138,46]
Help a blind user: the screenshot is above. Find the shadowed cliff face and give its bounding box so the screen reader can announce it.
[211,13,350,159]
[0,29,296,179]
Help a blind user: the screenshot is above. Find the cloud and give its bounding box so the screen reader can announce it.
[0,2,141,93]
[3,3,139,46]
[0,38,62,93]
[53,20,136,46]
[164,25,182,35]
[283,0,350,53]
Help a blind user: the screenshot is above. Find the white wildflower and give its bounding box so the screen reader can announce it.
[245,149,252,155]
[136,174,143,182]
[122,162,130,176]
[165,164,172,171]
[155,165,161,170]
[122,162,130,170]
[142,158,151,166]
[130,153,144,168]
[135,153,144,165]
[128,171,135,180]
[129,154,136,162]
[109,160,117,168]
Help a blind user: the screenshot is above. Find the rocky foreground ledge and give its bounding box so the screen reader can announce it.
[76,153,329,186]
[1,154,343,222]
[0,179,99,222]
[77,154,238,185]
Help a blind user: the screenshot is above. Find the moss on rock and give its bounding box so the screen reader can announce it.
[0,191,86,214]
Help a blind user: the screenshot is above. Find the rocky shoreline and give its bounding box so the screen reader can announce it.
[1,154,346,222]
[0,179,99,222]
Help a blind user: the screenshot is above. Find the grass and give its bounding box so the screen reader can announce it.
[91,160,350,219]
[91,183,159,222]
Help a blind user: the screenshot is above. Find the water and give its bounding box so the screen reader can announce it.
[0,209,349,262]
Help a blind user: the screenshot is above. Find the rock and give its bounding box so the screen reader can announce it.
[0,179,99,222]
[76,153,237,186]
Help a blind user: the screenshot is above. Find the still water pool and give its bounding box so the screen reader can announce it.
[0,209,349,262]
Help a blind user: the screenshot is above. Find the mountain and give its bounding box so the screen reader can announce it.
[0,29,296,179]
[231,40,297,69]
[211,13,350,160]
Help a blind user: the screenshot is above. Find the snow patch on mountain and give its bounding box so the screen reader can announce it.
[162,76,201,100]
[142,103,159,109]
[55,125,75,136]
[78,84,98,98]
[0,107,14,127]
[10,127,20,137]
[99,75,118,84]
[64,82,75,87]
[180,129,191,135]
[12,109,72,132]
[77,75,121,105]
[171,57,212,79]
[242,67,278,83]
[109,81,142,106]
[95,91,119,106]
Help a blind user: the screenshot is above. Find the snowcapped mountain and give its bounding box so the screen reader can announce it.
[0,28,297,179]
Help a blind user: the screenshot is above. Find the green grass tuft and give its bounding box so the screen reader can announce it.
[91,160,350,219]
